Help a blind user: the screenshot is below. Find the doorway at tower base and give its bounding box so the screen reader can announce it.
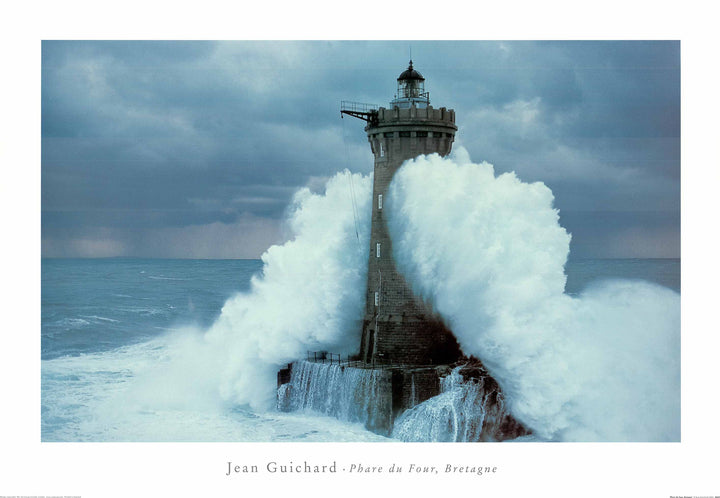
[276,359,529,441]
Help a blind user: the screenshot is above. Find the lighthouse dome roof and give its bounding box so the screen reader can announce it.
[397,60,425,81]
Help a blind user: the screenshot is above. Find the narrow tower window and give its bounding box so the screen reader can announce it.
[374,291,379,307]
[380,142,385,157]
[378,194,383,210]
[376,243,381,258]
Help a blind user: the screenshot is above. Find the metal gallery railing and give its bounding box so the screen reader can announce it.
[305,350,406,370]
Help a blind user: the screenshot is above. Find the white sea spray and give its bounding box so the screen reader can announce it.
[199,170,372,410]
[386,148,680,441]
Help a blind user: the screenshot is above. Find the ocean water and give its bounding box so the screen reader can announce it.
[564,258,680,297]
[41,258,386,441]
[41,257,679,442]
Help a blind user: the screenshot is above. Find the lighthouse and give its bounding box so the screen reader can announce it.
[342,61,462,366]
[278,63,526,440]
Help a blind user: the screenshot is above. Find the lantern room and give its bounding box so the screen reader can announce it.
[390,60,430,109]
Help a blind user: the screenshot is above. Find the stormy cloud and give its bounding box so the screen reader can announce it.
[42,41,680,258]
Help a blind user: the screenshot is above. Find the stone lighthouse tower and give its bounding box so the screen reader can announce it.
[342,61,461,366]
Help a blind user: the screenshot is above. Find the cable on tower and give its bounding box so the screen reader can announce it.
[341,112,362,248]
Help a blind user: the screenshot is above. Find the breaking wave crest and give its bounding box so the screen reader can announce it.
[201,170,373,410]
[386,148,680,441]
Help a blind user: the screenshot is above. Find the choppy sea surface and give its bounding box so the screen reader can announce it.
[41,257,679,442]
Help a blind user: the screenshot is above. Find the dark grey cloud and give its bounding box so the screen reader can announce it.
[42,41,680,258]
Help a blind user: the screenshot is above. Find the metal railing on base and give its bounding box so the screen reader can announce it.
[304,351,412,370]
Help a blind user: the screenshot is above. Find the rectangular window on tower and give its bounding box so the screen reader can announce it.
[374,292,379,307]
[378,194,383,210]
[376,243,381,258]
[380,142,385,157]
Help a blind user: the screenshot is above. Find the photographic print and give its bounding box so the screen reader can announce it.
[41,40,681,444]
